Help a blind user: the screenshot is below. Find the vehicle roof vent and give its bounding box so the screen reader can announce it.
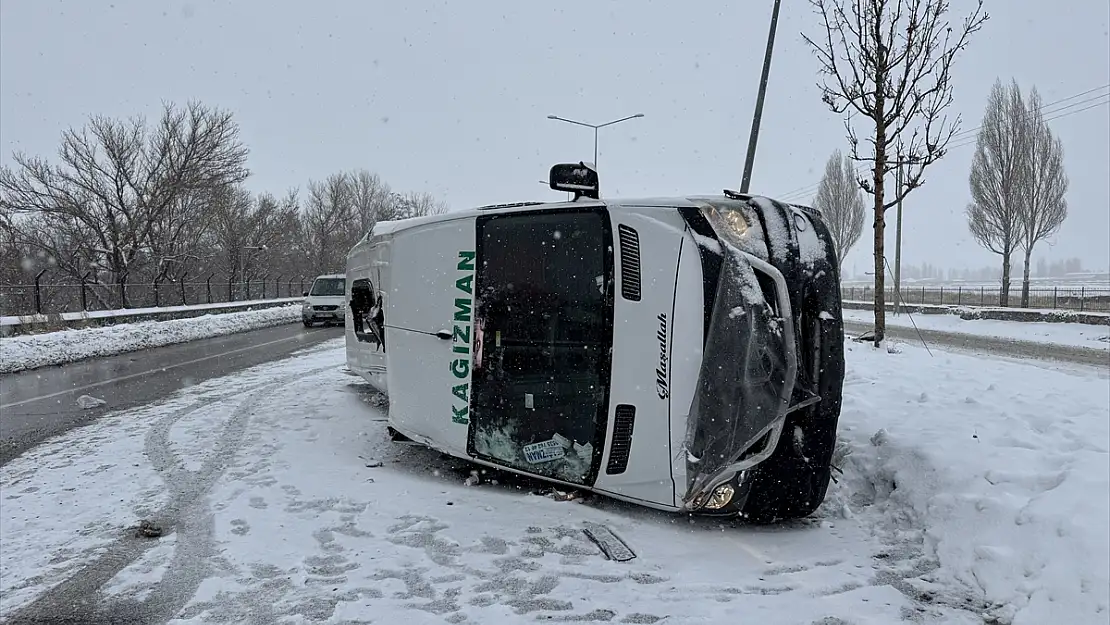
[476,201,546,211]
[617,224,642,302]
[606,404,636,475]
[723,189,752,201]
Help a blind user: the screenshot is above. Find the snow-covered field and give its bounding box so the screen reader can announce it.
[0,304,301,374]
[843,308,1110,351]
[1,338,1106,624]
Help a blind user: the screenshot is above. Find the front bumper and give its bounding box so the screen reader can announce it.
[303,308,345,323]
[675,195,838,516]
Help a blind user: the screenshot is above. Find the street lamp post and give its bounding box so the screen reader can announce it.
[546,113,644,171]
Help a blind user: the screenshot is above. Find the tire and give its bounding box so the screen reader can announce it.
[302,319,313,328]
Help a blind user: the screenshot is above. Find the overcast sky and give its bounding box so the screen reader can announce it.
[2,0,1107,275]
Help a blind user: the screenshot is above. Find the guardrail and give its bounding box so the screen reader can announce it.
[0,276,314,318]
[840,285,1110,312]
[841,299,1110,326]
[0,297,305,337]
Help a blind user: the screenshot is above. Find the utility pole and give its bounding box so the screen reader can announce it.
[739,0,782,194]
[893,164,904,315]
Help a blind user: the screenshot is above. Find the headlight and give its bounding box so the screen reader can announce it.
[302,301,311,309]
[702,205,750,246]
[701,483,735,510]
[719,209,749,238]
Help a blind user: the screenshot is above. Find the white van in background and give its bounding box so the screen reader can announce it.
[301,273,346,327]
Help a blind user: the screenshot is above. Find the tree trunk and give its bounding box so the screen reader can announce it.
[872,136,887,347]
[1000,250,1011,307]
[1020,247,1033,308]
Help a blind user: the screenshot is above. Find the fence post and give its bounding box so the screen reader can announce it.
[179,271,188,305]
[80,272,91,311]
[921,286,925,304]
[227,277,233,303]
[980,286,984,306]
[207,274,214,304]
[300,278,305,295]
[288,279,293,298]
[957,286,962,306]
[153,274,162,307]
[939,286,944,305]
[275,275,282,299]
[1080,287,1085,312]
[262,275,269,299]
[34,269,46,314]
[1053,287,1058,309]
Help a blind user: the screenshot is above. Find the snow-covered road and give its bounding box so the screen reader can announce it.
[1,338,1106,624]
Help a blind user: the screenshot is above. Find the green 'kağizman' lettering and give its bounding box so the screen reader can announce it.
[457,251,475,271]
[452,404,469,424]
[452,383,469,403]
[450,250,476,426]
[453,298,471,323]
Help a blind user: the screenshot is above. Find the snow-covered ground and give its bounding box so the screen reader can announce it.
[843,307,1110,352]
[0,304,301,374]
[1,338,1106,624]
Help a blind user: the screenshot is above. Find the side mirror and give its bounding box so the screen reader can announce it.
[302,291,309,297]
[549,162,599,200]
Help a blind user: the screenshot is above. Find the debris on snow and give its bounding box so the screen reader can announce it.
[133,520,163,539]
[76,394,107,409]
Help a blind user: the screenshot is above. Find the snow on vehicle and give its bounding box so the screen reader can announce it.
[302,273,347,327]
[344,163,844,522]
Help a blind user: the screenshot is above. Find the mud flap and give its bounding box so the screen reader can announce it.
[582,522,636,562]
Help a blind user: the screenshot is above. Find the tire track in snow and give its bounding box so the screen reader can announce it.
[4,364,340,625]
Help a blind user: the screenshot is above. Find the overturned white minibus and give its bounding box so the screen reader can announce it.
[345,163,844,522]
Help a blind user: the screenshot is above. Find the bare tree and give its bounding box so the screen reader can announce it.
[966,79,1028,306]
[304,172,357,274]
[812,149,865,272]
[1017,87,1068,307]
[388,191,449,220]
[347,169,393,237]
[803,0,988,345]
[0,101,249,306]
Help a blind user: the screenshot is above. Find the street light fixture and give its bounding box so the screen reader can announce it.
[546,113,644,171]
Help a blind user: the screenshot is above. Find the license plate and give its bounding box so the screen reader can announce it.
[523,439,566,464]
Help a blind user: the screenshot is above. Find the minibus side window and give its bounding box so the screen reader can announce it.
[350,278,384,347]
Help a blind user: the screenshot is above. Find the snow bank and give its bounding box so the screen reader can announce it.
[0,298,302,328]
[843,308,1110,351]
[0,304,301,374]
[825,340,1109,625]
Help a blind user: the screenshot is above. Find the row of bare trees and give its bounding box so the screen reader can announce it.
[0,102,446,310]
[966,79,1068,307]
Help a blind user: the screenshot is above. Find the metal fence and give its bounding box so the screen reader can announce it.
[0,276,314,317]
[842,285,1110,312]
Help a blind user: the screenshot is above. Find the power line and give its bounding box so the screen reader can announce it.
[943,84,1109,144]
[942,95,1108,154]
[778,88,1108,203]
[774,84,1110,204]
